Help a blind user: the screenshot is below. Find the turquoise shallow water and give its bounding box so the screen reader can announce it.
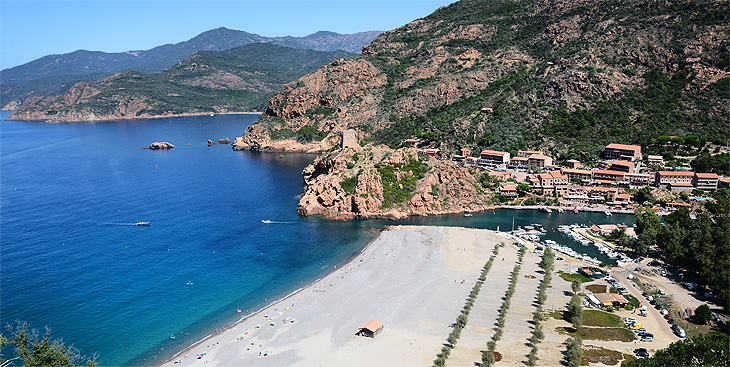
[0,111,634,366]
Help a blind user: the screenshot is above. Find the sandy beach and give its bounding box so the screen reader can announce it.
[161,226,505,366]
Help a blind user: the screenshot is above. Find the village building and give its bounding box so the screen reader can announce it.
[592,169,626,183]
[603,143,643,161]
[615,193,631,204]
[460,147,471,157]
[424,149,441,157]
[624,172,652,188]
[527,154,554,168]
[668,182,694,193]
[655,171,694,187]
[465,157,479,167]
[590,293,630,308]
[559,185,590,203]
[560,168,593,182]
[341,130,359,148]
[508,156,529,168]
[583,186,619,203]
[489,171,513,180]
[358,320,384,338]
[647,155,664,166]
[517,150,543,158]
[566,159,582,169]
[499,183,518,198]
[477,150,510,166]
[609,160,635,173]
[579,267,606,279]
[693,172,719,191]
[402,138,420,148]
[719,177,730,189]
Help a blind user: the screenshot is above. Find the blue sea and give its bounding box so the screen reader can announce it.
[0,111,635,366]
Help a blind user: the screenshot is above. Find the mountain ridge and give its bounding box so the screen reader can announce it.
[7,43,354,122]
[1,27,382,107]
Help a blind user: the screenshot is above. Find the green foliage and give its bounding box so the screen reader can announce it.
[566,336,583,367]
[340,170,362,194]
[568,294,583,329]
[377,158,430,208]
[581,310,623,327]
[691,153,730,176]
[652,206,730,311]
[571,279,581,295]
[694,304,712,325]
[541,247,555,272]
[621,332,729,367]
[295,125,327,142]
[1,321,98,367]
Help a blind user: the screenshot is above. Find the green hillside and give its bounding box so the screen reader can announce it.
[244,0,729,160]
[7,44,355,121]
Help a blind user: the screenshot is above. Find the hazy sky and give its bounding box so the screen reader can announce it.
[0,0,455,70]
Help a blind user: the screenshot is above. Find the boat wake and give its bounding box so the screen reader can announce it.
[261,220,294,224]
[103,222,150,226]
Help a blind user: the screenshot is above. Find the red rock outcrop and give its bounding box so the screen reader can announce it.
[297,145,496,220]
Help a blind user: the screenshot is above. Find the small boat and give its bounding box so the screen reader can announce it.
[186,281,194,285]
[558,208,564,213]
[604,210,613,216]
[463,213,473,217]
[135,221,150,226]
[538,207,552,213]
[209,113,215,116]
[574,208,579,214]
[261,219,272,224]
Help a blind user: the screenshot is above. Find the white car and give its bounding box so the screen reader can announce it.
[625,317,637,324]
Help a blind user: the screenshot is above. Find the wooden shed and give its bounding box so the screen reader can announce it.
[358,320,384,338]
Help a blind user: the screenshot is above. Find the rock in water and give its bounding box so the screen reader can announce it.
[207,138,231,146]
[142,142,175,150]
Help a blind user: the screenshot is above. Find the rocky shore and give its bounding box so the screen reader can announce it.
[296,145,497,220]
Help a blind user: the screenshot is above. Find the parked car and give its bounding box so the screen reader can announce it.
[635,348,650,358]
[625,317,637,324]
[641,336,654,342]
[635,328,647,333]
[672,324,686,338]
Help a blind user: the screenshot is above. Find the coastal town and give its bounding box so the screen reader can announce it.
[408,140,727,215]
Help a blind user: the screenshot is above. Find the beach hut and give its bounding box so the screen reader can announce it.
[358,320,384,338]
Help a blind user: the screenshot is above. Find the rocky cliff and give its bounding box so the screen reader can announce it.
[297,145,495,220]
[236,0,729,159]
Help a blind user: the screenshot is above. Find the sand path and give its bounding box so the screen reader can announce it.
[497,251,542,366]
[447,243,519,366]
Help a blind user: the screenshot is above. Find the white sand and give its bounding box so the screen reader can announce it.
[161,226,504,367]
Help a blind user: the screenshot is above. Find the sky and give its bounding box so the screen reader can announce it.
[0,0,455,70]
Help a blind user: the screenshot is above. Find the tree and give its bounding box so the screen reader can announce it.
[566,336,583,367]
[541,247,555,272]
[571,279,581,295]
[634,187,655,205]
[694,304,712,325]
[2,321,98,367]
[482,350,496,366]
[622,332,729,367]
[568,294,583,329]
[517,183,531,194]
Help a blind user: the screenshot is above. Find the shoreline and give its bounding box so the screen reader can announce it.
[156,228,385,366]
[500,204,635,215]
[4,111,262,123]
[158,225,503,366]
